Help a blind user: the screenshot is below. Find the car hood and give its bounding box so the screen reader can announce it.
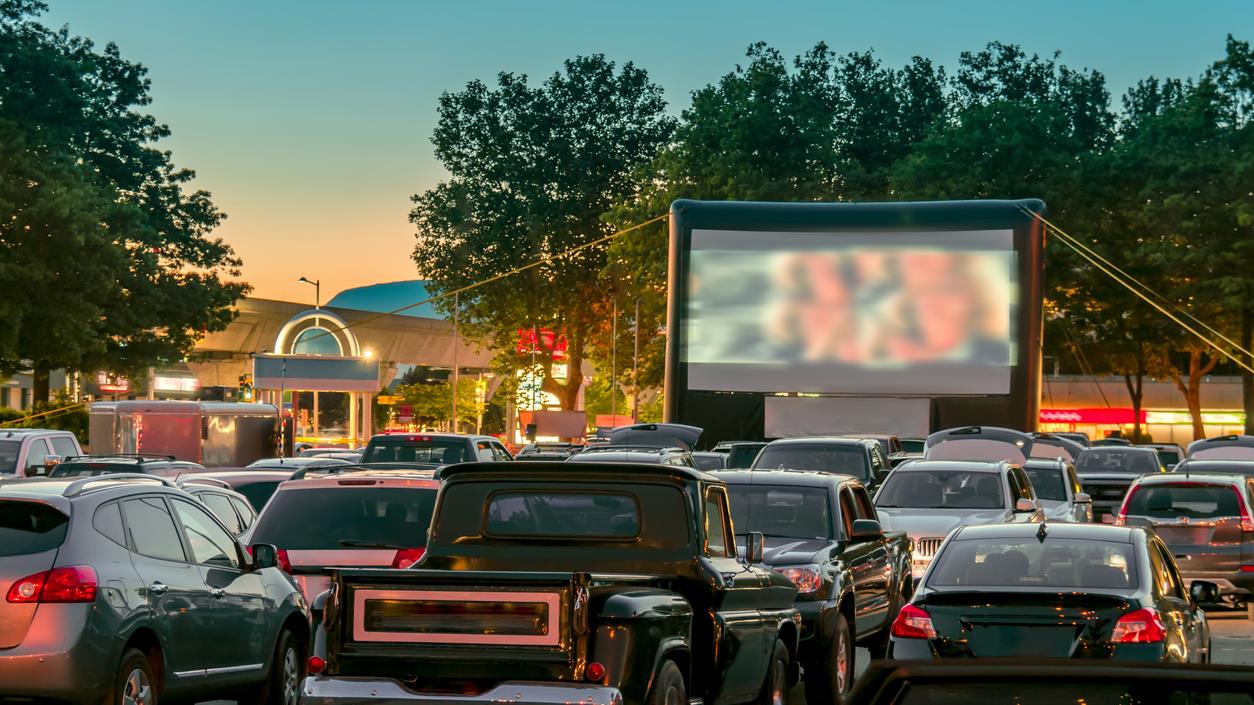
[876,507,1009,538]
[759,537,831,566]
[1039,499,1075,521]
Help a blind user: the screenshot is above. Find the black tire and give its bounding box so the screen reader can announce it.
[806,614,854,705]
[248,629,303,705]
[756,639,789,705]
[112,648,158,705]
[647,659,685,705]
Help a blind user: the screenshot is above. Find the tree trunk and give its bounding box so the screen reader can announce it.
[31,362,50,409]
[1123,370,1144,442]
[1173,351,1220,441]
[560,333,584,411]
[1244,308,1254,435]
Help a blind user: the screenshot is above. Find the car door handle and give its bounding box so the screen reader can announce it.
[210,588,226,599]
[147,582,168,596]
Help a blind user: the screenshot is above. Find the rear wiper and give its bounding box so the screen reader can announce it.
[338,539,407,549]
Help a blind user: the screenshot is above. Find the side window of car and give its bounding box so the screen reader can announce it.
[838,489,856,538]
[200,493,244,535]
[50,435,78,458]
[171,498,241,569]
[476,442,495,462]
[229,496,257,529]
[1154,542,1186,599]
[122,496,188,563]
[852,487,877,522]
[1067,466,1083,496]
[24,439,50,474]
[869,448,884,474]
[1006,468,1031,501]
[93,501,128,548]
[703,487,735,558]
[491,442,513,461]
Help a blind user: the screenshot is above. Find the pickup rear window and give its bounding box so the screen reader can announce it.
[486,492,639,538]
[363,438,467,464]
[0,501,70,556]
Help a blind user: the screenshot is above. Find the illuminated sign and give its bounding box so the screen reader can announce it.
[516,329,567,360]
[97,372,130,394]
[153,376,199,393]
[1146,410,1246,425]
[1039,408,1143,425]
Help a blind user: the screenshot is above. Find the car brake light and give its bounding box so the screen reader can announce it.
[1111,608,1166,644]
[307,656,326,674]
[890,604,936,639]
[585,661,606,682]
[1114,486,1138,527]
[276,549,293,573]
[1240,566,1254,573]
[6,566,97,603]
[391,548,425,569]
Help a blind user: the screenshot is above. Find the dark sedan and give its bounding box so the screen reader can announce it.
[888,523,1213,663]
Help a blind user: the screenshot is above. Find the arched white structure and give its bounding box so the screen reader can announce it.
[274,309,361,357]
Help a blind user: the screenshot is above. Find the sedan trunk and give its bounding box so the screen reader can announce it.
[922,591,1135,659]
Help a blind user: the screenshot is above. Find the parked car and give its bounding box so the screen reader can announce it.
[1074,446,1166,522]
[361,432,513,463]
[1140,443,1186,470]
[1054,431,1092,448]
[569,444,696,467]
[722,469,912,704]
[176,477,259,536]
[246,456,352,472]
[176,469,298,511]
[0,473,309,705]
[297,447,362,461]
[1023,458,1093,523]
[712,440,768,469]
[1186,434,1254,461]
[1093,436,1134,447]
[1115,471,1254,610]
[0,428,83,477]
[241,468,440,604]
[873,460,1044,579]
[48,454,206,478]
[306,462,801,705]
[516,442,583,460]
[1029,432,1086,464]
[899,438,926,454]
[691,450,727,471]
[1172,458,1254,477]
[889,523,1213,663]
[752,437,892,491]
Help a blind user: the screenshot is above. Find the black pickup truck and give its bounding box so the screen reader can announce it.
[721,470,912,705]
[304,462,801,705]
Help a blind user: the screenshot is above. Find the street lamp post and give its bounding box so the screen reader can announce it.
[297,276,321,309]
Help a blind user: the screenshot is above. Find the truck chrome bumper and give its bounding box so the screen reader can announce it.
[301,677,624,705]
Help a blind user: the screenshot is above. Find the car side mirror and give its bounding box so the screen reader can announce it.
[1014,498,1037,513]
[1074,492,1092,504]
[250,543,280,570]
[1190,580,1219,605]
[745,532,765,563]
[850,519,883,541]
[42,455,62,475]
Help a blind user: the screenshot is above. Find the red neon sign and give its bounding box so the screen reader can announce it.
[516,329,567,360]
[1039,408,1145,425]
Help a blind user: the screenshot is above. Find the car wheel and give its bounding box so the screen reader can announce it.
[757,638,789,705]
[113,649,157,705]
[806,613,853,705]
[248,629,302,705]
[647,659,685,705]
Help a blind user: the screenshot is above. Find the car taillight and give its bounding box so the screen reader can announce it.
[890,604,936,639]
[1111,608,1166,644]
[391,548,425,569]
[277,549,292,573]
[1113,486,1138,526]
[586,661,606,682]
[1232,486,1254,533]
[307,656,326,674]
[6,566,98,603]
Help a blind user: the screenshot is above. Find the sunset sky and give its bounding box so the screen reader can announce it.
[41,0,1254,304]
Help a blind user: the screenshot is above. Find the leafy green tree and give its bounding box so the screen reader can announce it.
[0,1,248,402]
[410,55,674,411]
[395,378,482,432]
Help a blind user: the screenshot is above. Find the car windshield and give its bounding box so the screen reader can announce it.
[0,501,70,556]
[753,444,868,479]
[1022,466,1068,501]
[1075,450,1160,474]
[929,538,1137,590]
[234,479,283,511]
[875,470,1005,509]
[1154,448,1182,466]
[0,440,20,474]
[692,454,724,471]
[1125,483,1242,520]
[725,445,763,469]
[362,438,468,464]
[900,439,926,454]
[726,484,833,540]
[250,486,438,550]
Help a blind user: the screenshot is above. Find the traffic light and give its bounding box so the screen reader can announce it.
[238,374,253,401]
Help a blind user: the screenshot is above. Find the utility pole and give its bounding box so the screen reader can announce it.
[633,298,640,423]
[610,299,617,421]
[451,292,459,433]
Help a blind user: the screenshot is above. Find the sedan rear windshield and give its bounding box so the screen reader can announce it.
[0,501,70,556]
[875,471,1005,509]
[362,438,467,464]
[1075,450,1160,474]
[727,485,833,540]
[1023,467,1068,502]
[1125,484,1242,520]
[929,538,1137,590]
[486,492,639,538]
[251,487,438,549]
[753,444,868,479]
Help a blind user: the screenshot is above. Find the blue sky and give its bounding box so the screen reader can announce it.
[38,0,1254,302]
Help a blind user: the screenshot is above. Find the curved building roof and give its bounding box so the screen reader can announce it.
[325,280,441,319]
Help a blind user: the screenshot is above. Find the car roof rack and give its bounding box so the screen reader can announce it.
[62,454,176,463]
[177,476,232,490]
[290,462,441,480]
[63,473,175,497]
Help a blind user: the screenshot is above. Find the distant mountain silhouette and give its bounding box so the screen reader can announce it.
[325,280,442,319]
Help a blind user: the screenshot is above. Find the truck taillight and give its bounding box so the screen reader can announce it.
[391,548,425,569]
[7,566,98,603]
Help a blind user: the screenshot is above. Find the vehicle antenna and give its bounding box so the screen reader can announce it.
[1036,523,1048,543]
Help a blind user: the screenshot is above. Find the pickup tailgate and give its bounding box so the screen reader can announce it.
[327,568,590,684]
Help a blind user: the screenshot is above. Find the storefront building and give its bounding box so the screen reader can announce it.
[1039,375,1246,444]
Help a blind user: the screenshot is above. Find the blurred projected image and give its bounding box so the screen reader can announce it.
[685,232,1016,395]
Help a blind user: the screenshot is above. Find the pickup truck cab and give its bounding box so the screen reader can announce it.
[752,438,892,492]
[721,470,912,705]
[0,428,82,477]
[306,462,801,705]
